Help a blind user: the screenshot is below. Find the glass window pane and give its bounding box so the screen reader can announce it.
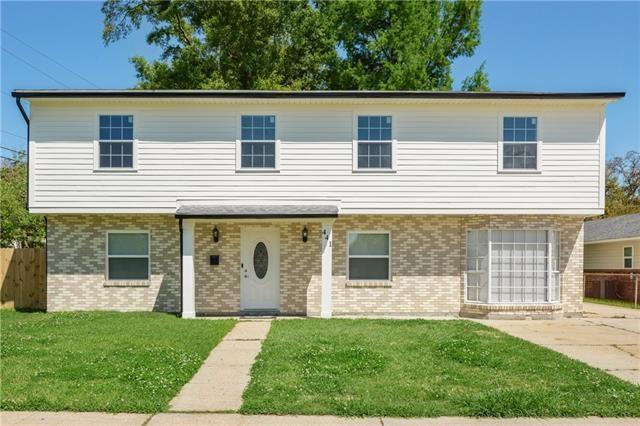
[503,129,514,141]
[380,143,391,155]
[241,116,252,127]
[241,128,252,140]
[358,156,368,168]
[108,258,149,280]
[349,258,389,280]
[382,116,392,128]
[111,115,122,127]
[524,143,536,156]
[381,129,392,140]
[99,116,110,127]
[503,157,514,169]
[503,143,514,156]
[241,155,252,167]
[99,142,110,155]
[370,116,381,127]
[515,117,526,128]
[624,258,633,268]
[349,233,389,256]
[100,128,110,140]
[264,128,275,140]
[358,116,368,127]
[503,117,514,128]
[525,157,537,169]
[623,247,633,257]
[253,128,264,140]
[111,156,122,167]
[122,155,133,168]
[513,144,525,156]
[526,130,537,141]
[264,142,275,155]
[513,157,525,169]
[370,128,380,140]
[100,155,110,168]
[264,155,275,168]
[358,129,369,140]
[253,156,264,168]
[380,156,391,168]
[111,128,122,140]
[526,117,537,129]
[122,128,134,140]
[515,129,525,141]
[124,115,133,127]
[122,142,133,155]
[108,233,149,255]
[111,143,122,155]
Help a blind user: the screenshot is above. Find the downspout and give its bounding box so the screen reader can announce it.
[15,96,30,211]
[179,218,183,315]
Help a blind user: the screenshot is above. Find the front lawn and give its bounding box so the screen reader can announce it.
[242,319,640,417]
[585,297,639,310]
[0,310,235,413]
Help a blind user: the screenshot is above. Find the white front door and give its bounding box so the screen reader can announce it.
[240,227,280,311]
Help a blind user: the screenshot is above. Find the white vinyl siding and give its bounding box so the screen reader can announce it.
[466,230,560,304]
[106,231,150,280]
[29,102,605,214]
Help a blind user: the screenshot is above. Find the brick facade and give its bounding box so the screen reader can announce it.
[47,215,180,312]
[47,214,585,317]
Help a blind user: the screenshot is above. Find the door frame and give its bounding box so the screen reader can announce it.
[240,226,281,312]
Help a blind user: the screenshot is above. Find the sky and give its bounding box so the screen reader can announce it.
[1,0,638,159]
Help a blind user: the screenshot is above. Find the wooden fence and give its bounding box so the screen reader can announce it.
[0,248,46,310]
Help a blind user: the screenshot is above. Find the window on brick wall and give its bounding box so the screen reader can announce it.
[466,230,560,303]
[107,231,150,280]
[347,232,390,280]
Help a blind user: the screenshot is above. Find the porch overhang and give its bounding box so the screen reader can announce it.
[175,204,339,219]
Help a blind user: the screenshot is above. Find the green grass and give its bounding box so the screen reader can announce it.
[585,297,639,310]
[0,310,235,413]
[241,319,640,418]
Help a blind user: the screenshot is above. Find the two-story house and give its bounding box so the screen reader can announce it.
[12,90,624,319]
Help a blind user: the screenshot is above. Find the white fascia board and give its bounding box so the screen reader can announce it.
[584,236,640,245]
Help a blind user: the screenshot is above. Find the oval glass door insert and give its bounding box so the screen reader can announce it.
[253,242,269,279]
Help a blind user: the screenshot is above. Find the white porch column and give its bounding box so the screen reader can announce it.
[181,219,196,319]
[321,221,333,318]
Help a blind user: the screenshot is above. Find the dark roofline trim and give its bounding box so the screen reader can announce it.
[175,213,339,219]
[12,89,626,100]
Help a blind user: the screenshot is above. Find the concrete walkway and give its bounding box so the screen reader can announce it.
[479,303,640,385]
[169,319,271,412]
[3,412,638,426]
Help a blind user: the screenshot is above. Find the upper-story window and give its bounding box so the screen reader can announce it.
[99,115,133,168]
[241,115,276,169]
[502,116,538,171]
[357,116,392,169]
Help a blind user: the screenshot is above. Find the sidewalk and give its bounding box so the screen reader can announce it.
[169,319,271,412]
[3,412,638,426]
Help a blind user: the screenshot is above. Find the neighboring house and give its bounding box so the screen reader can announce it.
[584,213,640,302]
[12,90,624,319]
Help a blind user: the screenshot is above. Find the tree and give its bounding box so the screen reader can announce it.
[102,0,337,89]
[0,153,45,248]
[461,61,490,91]
[102,0,488,90]
[603,150,640,217]
[319,0,486,90]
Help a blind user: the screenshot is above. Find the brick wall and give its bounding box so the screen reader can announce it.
[47,215,180,312]
[585,271,639,303]
[47,214,585,317]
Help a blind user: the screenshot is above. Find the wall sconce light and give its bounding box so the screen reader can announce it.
[212,226,219,243]
[302,226,308,243]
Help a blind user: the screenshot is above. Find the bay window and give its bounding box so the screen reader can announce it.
[466,230,560,303]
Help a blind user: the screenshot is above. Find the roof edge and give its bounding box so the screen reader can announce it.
[11,89,626,100]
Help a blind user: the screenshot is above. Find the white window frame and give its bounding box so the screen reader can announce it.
[105,230,150,281]
[497,114,542,174]
[346,230,391,281]
[352,113,397,173]
[464,229,561,304]
[623,246,633,269]
[235,113,281,172]
[93,113,138,172]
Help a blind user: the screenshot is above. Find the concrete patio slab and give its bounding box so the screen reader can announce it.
[168,319,271,412]
[479,303,640,385]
